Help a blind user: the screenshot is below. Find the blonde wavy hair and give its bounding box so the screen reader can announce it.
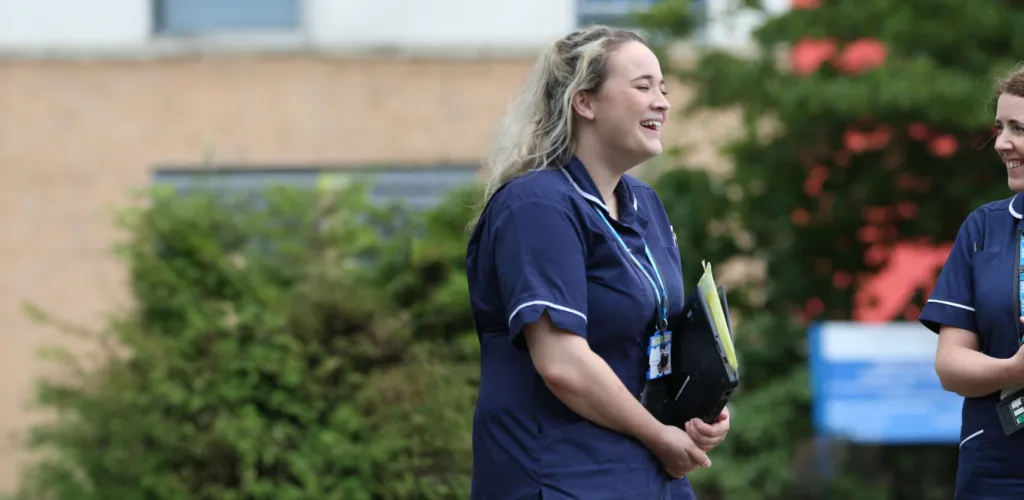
[474,25,647,221]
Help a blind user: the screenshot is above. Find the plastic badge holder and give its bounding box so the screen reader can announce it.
[641,264,739,426]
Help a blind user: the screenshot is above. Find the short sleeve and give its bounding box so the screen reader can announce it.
[919,215,978,334]
[490,199,588,346]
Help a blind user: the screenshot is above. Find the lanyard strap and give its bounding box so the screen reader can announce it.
[593,208,669,331]
[1015,233,1024,346]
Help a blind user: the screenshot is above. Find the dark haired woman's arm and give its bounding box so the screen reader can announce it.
[936,324,1024,398]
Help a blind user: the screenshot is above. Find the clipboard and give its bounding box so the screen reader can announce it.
[641,264,740,426]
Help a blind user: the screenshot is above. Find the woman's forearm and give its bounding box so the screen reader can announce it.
[936,345,1022,398]
[523,316,665,448]
[542,346,664,446]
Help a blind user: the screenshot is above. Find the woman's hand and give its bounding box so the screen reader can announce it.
[684,406,730,452]
[643,423,712,479]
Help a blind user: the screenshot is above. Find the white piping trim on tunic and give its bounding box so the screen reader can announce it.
[926,299,975,312]
[508,300,587,325]
[560,168,639,212]
[959,429,983,448]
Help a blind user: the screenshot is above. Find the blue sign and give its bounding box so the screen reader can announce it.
[809,321,962,444]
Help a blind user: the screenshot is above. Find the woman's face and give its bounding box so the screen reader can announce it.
[577,41,671,168]
[994,92,1024,192]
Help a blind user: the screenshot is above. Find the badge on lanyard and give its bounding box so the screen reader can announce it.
[997,230,1024,435]
[647,330,673,380]
[998,386,1024,436]
[593,205,672,380]
[1018,231,1024,344]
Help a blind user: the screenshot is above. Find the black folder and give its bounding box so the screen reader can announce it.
[641,284,740,426]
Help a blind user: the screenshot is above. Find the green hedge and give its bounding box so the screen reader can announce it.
[12,182,480,500]
[10,166,772,500]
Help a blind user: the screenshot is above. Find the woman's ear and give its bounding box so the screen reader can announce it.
[571,90,596,121]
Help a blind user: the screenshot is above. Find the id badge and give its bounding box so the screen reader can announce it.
[997,385,1024,436]
[646,331,672,380]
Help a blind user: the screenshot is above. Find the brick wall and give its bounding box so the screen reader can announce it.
[0,53,737,491]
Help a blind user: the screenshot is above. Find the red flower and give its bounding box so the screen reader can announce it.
[791,38,837,75]
[792,208,812,226]
[896,201,918,219]
[907,123,930,141]
[844,129,870,152]
[928,135,959,158]
[857,225,883,243]
[805,297,825,317]
[845,126,892,153]
[863,244,889,266]
[803,164,829,196]
[834,38,888,74]
[791,0,821,8]
[868,125,892,149]
[833,271,852,290]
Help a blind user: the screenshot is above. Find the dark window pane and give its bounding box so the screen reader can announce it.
[151,167,479,210]
[577,0,707,31]
[154,0,300,35]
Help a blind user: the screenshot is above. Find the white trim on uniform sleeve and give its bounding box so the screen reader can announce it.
[508,300,587,325]
[926,299,975,312]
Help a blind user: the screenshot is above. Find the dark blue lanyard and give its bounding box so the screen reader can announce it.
[594,208,669,332]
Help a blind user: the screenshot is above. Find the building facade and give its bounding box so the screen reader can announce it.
[0,0,786,491]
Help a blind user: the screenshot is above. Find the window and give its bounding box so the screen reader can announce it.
[151,166,480,212]
[151,166,479,259]
[153,0,301,36]
[577,0,707,34]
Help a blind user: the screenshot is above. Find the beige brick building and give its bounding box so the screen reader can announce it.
[0,0,778,491]
[0,51,746,493]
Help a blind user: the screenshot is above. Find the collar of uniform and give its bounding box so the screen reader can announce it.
[1012,192,1023,219]
[560,155,648,231]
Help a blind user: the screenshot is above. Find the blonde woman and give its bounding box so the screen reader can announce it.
[465,26,730,499]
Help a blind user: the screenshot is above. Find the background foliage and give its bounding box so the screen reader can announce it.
[9,0,1020,498]
[642,0,1020,498]
[11,183,480,500]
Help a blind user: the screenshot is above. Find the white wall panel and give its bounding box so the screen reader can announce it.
[0,0,149,50]
[703,0,790,49]
[306,0,575,53]
[0,0,791,56]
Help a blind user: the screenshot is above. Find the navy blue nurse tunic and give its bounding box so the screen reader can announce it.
[465,156,697,500]
[920,192,1024,499]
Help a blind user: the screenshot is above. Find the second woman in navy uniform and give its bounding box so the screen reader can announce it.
[923,65,1024,499]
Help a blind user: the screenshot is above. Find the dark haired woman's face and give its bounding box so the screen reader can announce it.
[995,93,1024,192]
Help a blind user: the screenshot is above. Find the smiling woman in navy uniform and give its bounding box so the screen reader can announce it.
[465,25,731,500]
[922,66,1024,499]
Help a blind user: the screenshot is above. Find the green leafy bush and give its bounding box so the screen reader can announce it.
[11,181,479,500]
